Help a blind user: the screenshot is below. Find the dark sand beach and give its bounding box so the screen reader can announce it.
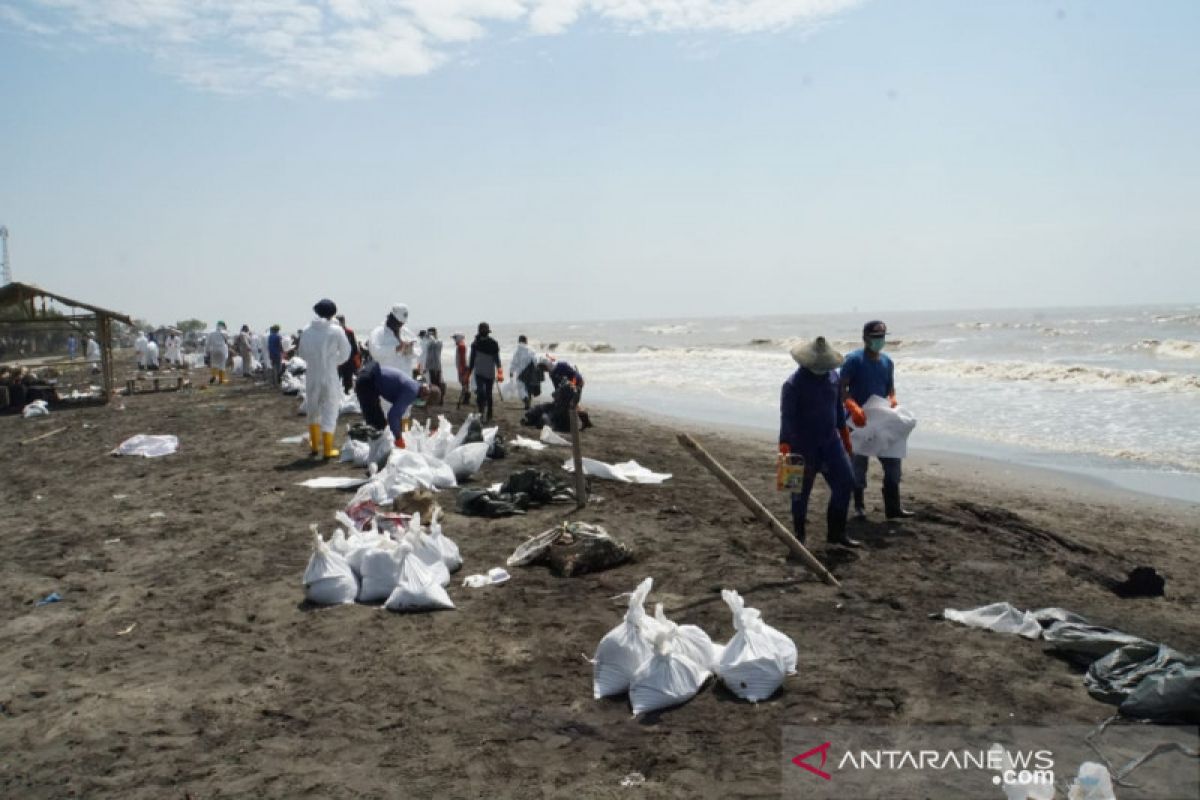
[2,357,1198,798]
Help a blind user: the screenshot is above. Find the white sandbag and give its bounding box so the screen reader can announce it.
[339,437,371,466]
[717,589,798,703]
[482,426,498,445]
[540,425,570,446]
[449,412,481,451]
[403,419,431,454]
[22,400,50,418]
[593,577,660,699]
[444,442,489,480]
[328,527,351,557]
[400,517,452,587]
[653,604,721,672]
[629,629,711,715]
[303,530,358,605]
[511,435,547,451]
[562,458,672,484]
[384,545,455,611]
[427,416,456,460]
[344,530,389,577]
[280,371,304,394]
[339,391,361,416]
[427,518,463,573]
[848,394,917,458]
[357,547,402,603]
[943,602,1042,639]
[287,356,307,374]
[422,455,458,490]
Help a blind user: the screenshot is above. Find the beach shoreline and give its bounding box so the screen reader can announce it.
[2,368,1197,798]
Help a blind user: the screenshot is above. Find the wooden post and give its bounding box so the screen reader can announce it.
[677,433,840,587]
[20,426,68,446]
[569,407,588,509]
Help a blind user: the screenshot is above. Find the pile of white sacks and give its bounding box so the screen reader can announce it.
[303,512,462,611]
[592,578,797,714]
[340,414,494,483]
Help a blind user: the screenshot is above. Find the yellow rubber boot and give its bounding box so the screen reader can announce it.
[219,370,228,384]
[308,424,321,455]
[322,431,340,460]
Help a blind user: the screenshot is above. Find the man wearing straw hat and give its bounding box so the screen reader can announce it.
[779,336,861,547]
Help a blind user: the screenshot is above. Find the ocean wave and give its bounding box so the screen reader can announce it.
[1117,339,1200,360]
[903,358,1200,392]
[547,341,616,354]
[639,324,694,335]
[744,337,931,351]
[1153,313,1200,326]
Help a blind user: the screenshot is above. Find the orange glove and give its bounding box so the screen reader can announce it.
[889,393,898,408]
[845,398,866,427]
[394,438,406,449]
[497,366,504,381]
[839,426,854,457]
[778,443,790,455]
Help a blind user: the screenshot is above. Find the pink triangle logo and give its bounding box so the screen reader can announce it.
[792,741,833,780]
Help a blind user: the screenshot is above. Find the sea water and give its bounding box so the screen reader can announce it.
[470,305,1200,503]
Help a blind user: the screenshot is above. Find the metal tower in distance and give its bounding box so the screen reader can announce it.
[0,226,9,285]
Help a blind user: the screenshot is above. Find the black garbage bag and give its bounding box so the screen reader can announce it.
[499,469,575,506]
[1112,566,1167,598]
[456,489,525,518]
[1120,663,1200,722]
[1042,621,1151,667]
[487,433,507,460]
[522,403,553,428]
[463,417,484,444]
[1085,643,1193,704]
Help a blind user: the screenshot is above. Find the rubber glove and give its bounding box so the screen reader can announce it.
[839,426,853,456]
[497,366,504,382]
[845,398,867,427]
[394,438,406,449]
[889,393,898,409]
[778,443,790,456]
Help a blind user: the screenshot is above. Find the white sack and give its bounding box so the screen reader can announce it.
[653,604,721,673]
[357,547,402,603]
[511,435,547,451]
[593,577,661,699]
[444,442,489,481]
[384,545,455,611]
[303,531,358,605]
[629,629,711,715]
[540,425,571,446]
[449,412,481,451]
[112,434,179,458]
[848,394,917,459]
[339,437,371,466]
[339,391,361,416]
[943,602,1042,639]
[717,589,798,703]
[427,518,463,573]
[22,400,50,418]
[562,458,671,484]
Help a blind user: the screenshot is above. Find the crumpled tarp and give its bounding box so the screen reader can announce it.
[561,458,671,484]
[940,601,1199,723]
[112,434,179,458]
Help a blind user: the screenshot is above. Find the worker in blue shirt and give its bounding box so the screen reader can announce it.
[540,357,585,401]
[840,319,914,520]
[779,336,860,547]
[355,361,440,446]
[267,325,284,386]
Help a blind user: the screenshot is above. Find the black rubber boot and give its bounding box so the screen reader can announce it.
[883,484,914,519]
[826,506,861,547]
[791,517,806,547]
[853,488,866,520]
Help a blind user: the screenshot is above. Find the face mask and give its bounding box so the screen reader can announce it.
[807,367,829,376]
[867,337,886,353]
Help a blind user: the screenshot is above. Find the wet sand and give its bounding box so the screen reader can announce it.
[2,358,1198,798]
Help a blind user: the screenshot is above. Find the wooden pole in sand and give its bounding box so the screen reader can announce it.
[20,426,68,446]
[677,433,840,587]
[570,407,588,509]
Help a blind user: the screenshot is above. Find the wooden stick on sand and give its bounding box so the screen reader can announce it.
[20,426,68,446]
[677,433,840,587]
[570,408,588,509]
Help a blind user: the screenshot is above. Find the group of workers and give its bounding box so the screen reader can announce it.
[780,319,913,548]
[132,331,183,370]
[286,299,586,460]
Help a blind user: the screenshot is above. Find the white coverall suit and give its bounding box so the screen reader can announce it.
[298,317,352,434]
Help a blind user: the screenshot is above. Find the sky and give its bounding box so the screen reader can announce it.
[1,0,1198,332]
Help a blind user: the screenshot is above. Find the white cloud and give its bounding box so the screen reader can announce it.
[3,0,863,96]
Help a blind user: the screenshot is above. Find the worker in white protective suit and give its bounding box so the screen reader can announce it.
[367,303,422,429]
[164,334,181,366]
[298,298,352,459]
[86,333,101,373]
[205,321,230,385]
[134,331,148,370]
[145,334,160,370]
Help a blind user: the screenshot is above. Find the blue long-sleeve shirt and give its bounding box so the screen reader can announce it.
[267,333,283,361]
[840,349,894,406]
[779,367,846,461]
[549,361,583,389]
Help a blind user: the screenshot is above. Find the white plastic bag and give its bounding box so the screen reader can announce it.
[717,589,798,702]
[444,442,489,480]
[427,518,462,573]
[943,602,1043,639]
[303,530,359,605]
[449,412,481,451]
[339,391,361,416]
[592,577,660,698]
[511,435,547,451]
[540,425,570,446]
[339,437,371,466]
[384,545,455,611]
[629,629,710,715]
[22,400,50,418]
[562,458,671,484]
[112,434,180,458]
[653,604,721,672]
[848,395,917,458]
[357,546,403,603]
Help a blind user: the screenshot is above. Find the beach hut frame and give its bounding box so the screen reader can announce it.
[0,281,134,404]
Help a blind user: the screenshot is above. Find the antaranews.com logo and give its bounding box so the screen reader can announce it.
[781,724,1199,799]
